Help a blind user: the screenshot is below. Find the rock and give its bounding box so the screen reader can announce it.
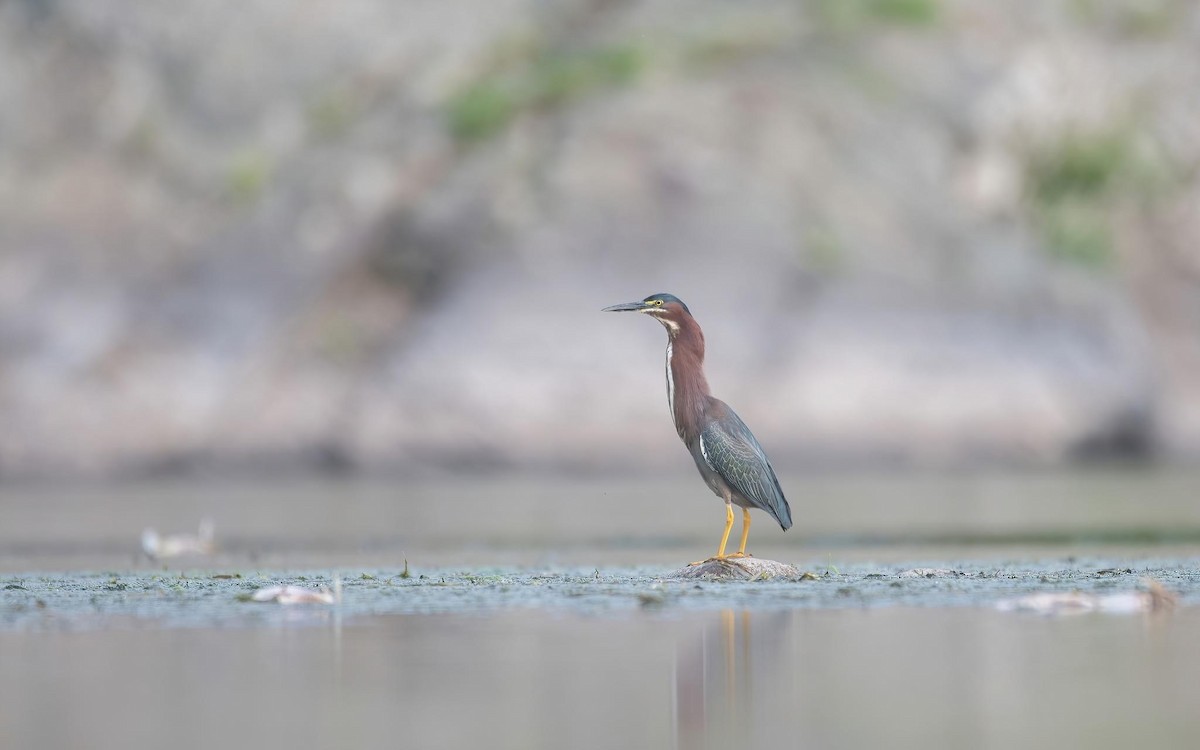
[668,557,803,581]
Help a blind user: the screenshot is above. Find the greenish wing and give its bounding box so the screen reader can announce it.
[699,410,792,529]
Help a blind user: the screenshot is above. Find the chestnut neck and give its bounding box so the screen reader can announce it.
[664,313,710,443]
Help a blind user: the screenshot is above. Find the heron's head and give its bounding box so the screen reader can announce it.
[602,293,693,335]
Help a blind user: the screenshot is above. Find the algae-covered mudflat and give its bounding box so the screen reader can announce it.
[3,564,1199,750]
[1,557,1198,630]
[2,472,1200,749]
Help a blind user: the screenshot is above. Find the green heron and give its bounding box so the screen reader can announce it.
[603,293,792,562]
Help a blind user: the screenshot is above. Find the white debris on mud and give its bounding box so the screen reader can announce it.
[251,575,342,605]
[995,579,1177,616]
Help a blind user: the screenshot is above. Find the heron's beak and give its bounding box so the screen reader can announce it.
[602,301,649,313]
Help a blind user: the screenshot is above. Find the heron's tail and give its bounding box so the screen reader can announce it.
[773,492,793,531]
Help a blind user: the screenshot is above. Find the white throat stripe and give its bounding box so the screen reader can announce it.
[665,341,676,427]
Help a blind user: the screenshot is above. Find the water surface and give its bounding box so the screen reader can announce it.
[3,607,1198,749]
[2,470,1199,749]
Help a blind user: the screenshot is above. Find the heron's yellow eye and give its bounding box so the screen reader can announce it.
[651,299,663,306]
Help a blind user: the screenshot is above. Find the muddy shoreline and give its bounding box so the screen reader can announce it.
[3,555,1196,631]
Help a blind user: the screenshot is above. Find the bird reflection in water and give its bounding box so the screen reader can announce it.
[673,609,793,749]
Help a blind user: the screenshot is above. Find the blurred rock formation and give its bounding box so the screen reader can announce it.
[1,0,1198,478]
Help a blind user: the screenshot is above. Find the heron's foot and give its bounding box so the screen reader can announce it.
[688,554,742,566]
[725,552,751,559]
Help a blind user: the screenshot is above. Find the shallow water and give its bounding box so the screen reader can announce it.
[3,468,1200,572]
[2,470,1200,748]
[3,607,1199,749]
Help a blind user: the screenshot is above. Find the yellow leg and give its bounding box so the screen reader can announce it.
[714,503,735,558]
[688,502,736,566]
[726,508,752,558]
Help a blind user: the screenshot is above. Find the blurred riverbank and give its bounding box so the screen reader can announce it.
[3,1,1200,478]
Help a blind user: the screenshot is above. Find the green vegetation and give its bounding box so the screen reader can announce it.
[682,24,791,68]
[1035,198,1114,268]
[448,82,518,143]
[815,0,941,30]
[307,88,357,139]
[535,46,642,105]
[1021,129,1169,269]
[802,225,847,274]
[459,572,511,585]
[1028,132,1129,205]
[124,116,161,161]
[225,148,272,205]
[1026,132,1128,268]
[447,43,645,143]
[1071,0,1186,39]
